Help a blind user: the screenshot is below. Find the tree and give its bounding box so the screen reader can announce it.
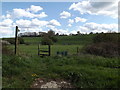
[41,37,53,45]
[48,30,55,36]
[56,33,59,36]
[41,30,58,45]
[77,31,81,35]
[89,32,93,34]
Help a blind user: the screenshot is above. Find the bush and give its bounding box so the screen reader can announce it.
[3,37,25,44]
[41,30,58,45]
[18,37,25,44]
[41,37,53,45]
[50,36,58,42]
[3,38,15,44]
[85,33,120,57]
[85,42,119,57]
[2,45,14,55]
[93,33,119,44]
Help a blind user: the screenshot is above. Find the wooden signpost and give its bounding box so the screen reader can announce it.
[15,26,19,55]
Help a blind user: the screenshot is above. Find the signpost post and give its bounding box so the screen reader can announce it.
[15,26,19,55]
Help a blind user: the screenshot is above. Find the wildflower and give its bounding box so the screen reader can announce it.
[32,74,37,77]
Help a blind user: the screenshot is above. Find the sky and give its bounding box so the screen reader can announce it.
[0,0,119,38]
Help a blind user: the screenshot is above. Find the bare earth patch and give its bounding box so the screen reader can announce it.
[31,78,74,88]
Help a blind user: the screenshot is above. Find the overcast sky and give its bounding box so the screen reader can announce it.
[0,0,118,38]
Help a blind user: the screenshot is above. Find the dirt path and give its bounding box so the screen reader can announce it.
[31,78,74,88]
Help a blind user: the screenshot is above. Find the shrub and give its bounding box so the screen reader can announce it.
[41,30,58,45]
[3,38,15,44]
[85,33,120,57]
[3,37,25,44]
[85,42,119,57]
[2,45,14,55]
[18,37,25,44]
[41,37,53,45]
[93,33,119,44]
[50,36,58,42]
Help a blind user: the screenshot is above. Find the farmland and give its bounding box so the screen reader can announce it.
[17,44,83,56]
[22,34,95,45]
[2,34,120,88]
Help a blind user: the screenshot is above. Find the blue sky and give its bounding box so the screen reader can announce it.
[0,1,118,37]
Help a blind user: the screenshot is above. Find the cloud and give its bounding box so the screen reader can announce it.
[75,17,87,22]
[54,28,69,35]
[27,5,43,13]
[67,17,87,27]
[13,8,33,18]
[15,18,49,28]
[48,19,61,26]
[60,11,71,18]
[15,19,31,28]
[68,19,74,24]
[77,22,118,33]
[0,19,14,37]
[35,12,48,18]
[45,24,69,35]
[68,24,72,27]
[69,30,77,34]
[2,5,47,19]
[15,18,61,31]
[22,27,44,33]
[31,18,48,27]
[0,26,14,38]
[0,19,13,27]
[69,0,118,18]
[15,19,48,33]
[13,8,47,18]
[68,19,74,27]
[52,28,69,35]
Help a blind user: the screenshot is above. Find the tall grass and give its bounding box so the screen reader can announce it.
[2,34,119,88]
[2,53,119,88]
[40,55,119,88]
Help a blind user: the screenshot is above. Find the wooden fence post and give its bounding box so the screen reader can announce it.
[48,45,51,56]
[15,26,18,55]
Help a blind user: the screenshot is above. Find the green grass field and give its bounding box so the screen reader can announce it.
[2,54,119,88]
[23,34,95,45]
[2,34,120,88]
[13,44,83,56]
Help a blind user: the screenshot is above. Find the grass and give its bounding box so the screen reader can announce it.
[2,34,120,88]
[2,55,46,88]
[10,44,84,56]
[55,34,95,45]
[2,53,120,88]
[22,34,95,45]
[22,37,42,44]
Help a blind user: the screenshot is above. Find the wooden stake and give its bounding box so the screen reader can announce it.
[15,26,18,55]
[48,45,51,56]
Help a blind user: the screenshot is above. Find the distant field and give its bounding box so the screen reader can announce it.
[55,34,95,45]
[23,37,42,44]
[22,34,95,45]
[10,44,84,56]
[12,35,94,56]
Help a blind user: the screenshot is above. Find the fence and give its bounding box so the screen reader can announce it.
[38,44,51,56]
